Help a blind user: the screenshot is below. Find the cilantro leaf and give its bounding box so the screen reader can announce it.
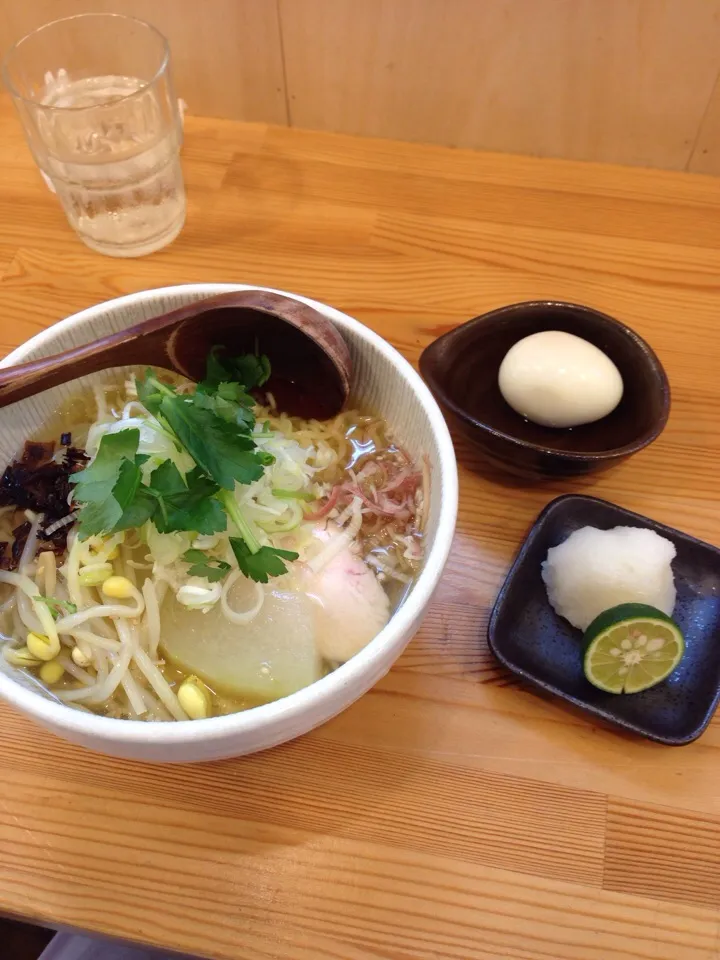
[114,355,298,585]
[70,429,140,503]
[150,462,226,535]
[136,369,171,416]
[71,430,142,537]
[193,388,256,430]
[74,498,119,537]
[203,347,231,390]
[112,457,142,509]
[105,453,156,531]
[229,538,298,584]
[217,381,254,405]
[76,460,143,536]
[182,549,231,583]
[202,347,271,392]
[157,395,267,490]
[113,485,157,532]
[165,493,225,537]
[230,354,271,390]
[149,458,187,498]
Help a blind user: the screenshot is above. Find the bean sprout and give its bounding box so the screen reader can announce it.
[56,653,95,686]
[0,378,427,724]
[131,646,188,721]
[18,514,41,574]
[121,669,148,717]
[54,586,144,633]
[0,570,59,643]
[73,629,122,652]
[0,593,16,616]
[36,551,57,597]
[58,621,135,704]
[142,579,161,659]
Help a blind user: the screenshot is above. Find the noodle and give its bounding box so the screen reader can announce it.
[0,373,426,722]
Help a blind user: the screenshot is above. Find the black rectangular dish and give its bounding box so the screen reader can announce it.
[488,494,720,744]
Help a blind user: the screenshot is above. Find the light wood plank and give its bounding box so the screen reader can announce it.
[224,147,720,248]
[0,0,288,123]
[605,797,720,909]
[0,762,716,960]
[2,105,720,958]
[279,0,720,169]
[397,598,506,682]
[261,124,720,206]
[318,670,720,823]
[0,704,606,887]
[180,116,269,191]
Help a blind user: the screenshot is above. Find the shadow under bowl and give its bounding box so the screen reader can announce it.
[419,300,670,480]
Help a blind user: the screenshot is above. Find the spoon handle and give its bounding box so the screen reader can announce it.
[0,289,352,416]
[0,329,152,409]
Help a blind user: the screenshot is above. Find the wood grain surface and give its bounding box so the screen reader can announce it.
[1,93,720,959]
[5,0,720,172]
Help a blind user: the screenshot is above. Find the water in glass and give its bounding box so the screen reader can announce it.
[38,72,185,257]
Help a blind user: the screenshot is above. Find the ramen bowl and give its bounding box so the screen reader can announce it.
[0,284,458,762]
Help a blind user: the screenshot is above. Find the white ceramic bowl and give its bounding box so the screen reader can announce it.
[0,284,457,762]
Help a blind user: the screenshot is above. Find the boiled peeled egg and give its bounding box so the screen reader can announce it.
[498,330,623,428]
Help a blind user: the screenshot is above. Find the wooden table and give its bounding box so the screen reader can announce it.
[1,95,720,960]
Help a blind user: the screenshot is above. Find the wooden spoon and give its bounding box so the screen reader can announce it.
[0,290,352,420]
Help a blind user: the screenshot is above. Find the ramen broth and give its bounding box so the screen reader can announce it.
[0,375,425,721]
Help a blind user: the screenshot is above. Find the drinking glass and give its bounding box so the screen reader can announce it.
[2,13,186,257]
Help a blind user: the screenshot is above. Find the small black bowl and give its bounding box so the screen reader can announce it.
[419,301,670,479]
[488,495,720,744]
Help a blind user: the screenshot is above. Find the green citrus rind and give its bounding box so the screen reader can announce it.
[582,603,685,695]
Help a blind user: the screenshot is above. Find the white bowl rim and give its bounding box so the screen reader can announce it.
[0,283,458,746]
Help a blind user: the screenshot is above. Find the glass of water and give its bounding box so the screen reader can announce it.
[2,13,186,257]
